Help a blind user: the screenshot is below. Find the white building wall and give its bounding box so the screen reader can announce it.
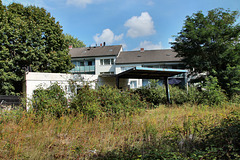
[23,72,98,109]
[95,56,116,75]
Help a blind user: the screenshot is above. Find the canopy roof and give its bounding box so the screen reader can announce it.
[116,67,188,79]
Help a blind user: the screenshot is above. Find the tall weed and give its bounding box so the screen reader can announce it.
[31,83,68,118]
[70,85,150,119]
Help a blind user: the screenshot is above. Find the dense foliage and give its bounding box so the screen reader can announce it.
[135,77,227,106]
[171,8,240,97]
[32,83,68,118]
[0,1,74,95]
[70,85,150,119]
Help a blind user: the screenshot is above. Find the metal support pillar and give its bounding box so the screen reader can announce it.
[183,72,188,91]
[164,77,171,104]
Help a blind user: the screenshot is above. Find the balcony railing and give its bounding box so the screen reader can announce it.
[70,66,95,73]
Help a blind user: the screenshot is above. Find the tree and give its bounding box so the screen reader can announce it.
[0,2,74,95]
[171,8,240,97]
[64,33,85,48]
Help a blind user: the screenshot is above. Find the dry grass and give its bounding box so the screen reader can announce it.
[0,103,239,159]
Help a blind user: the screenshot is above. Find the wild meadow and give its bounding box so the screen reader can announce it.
[0,83,239,159]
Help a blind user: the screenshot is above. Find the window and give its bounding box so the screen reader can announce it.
[88,61,92,66]
[105,59,110,65]
[100,58,114,65]
[111,59,114,65]
[130,81,137,89]
[100,59,104,65]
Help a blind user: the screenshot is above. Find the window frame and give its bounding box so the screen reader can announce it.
[100,58,115,65]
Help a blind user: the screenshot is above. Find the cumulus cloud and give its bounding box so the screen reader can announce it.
[66,0,93,8]
[93,29,124,45]
[124,12,156,38]
[134,40,162,50]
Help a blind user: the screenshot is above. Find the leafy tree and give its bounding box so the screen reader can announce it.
[171,8,240,97]
[64,33,85,48]
[0,2,74,95]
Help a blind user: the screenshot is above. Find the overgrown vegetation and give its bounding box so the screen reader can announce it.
[70,85,150,119]
[10,76,237,159]
[0,82,239,159]
[32,83,69,118]
[135,77,229,106]
[0,103,239,159]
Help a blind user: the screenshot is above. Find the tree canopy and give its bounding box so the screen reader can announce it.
[64,33,86,48]
[0,1,74,95]
[171,8,240,97]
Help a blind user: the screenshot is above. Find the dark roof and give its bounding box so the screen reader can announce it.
[69,45,122,58]
[115,49,181,64]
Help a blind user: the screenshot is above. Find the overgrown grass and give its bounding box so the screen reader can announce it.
[1,83,239,159]
[0,104,239,159]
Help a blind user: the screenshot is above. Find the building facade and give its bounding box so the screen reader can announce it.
[69,45,187,89]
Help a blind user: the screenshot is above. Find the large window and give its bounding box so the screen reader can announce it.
[100,58,114,65]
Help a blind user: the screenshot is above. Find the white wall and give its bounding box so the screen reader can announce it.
[95,56,116,75]
[23,72,98,110]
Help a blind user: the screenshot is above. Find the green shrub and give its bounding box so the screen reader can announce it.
[202,111,240,159]
[135,80,166,106]
[135,77,229,106]
[170,86,189,104]
[32,83,68,118]
[70,85,149,119]
[199,76,227,106]
[230,94,240,104]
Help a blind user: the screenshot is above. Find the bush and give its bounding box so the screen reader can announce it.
[191,111,240,160]
[199,76,227,106]
[230,94,240,104]
[32,83,68,118]
[135,77,229,106]
[70,85,150,119]
[135,80,166,106]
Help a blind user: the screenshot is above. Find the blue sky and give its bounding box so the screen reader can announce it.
[2,0,240,51]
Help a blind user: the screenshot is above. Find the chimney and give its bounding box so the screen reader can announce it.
[69,45,73,49]
[140,48,144,52]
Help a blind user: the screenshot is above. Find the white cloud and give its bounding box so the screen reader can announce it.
[134,40,162,50]
[93,29,124,45]
[124,12,156,38]
[66,0,92,8]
